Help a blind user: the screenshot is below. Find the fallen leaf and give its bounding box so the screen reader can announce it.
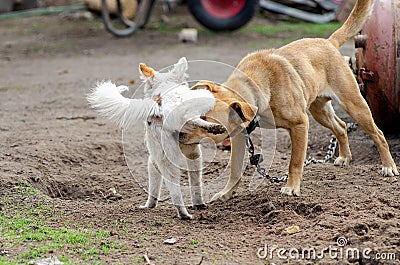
[383,177,398,183]
[285,225,301,235]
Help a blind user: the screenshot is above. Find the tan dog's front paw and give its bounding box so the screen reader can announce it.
[209,190,233,202]
[382,166,399,177]
[334,156,351,166]
[280,186,301,196]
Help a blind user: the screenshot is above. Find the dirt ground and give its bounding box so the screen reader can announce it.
[1,4,399,265]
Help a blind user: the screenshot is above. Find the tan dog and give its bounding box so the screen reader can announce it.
[180,0,399,201]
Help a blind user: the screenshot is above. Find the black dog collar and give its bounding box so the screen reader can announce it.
[246,113,261,134]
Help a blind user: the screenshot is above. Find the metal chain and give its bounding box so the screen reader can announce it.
[304,122,358,166]
[245,132,289,183]
[245,122,358,183]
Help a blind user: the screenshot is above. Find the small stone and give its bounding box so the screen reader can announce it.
[178,28,198,43]
[105,187,122,200]
[109,187,117,195]
[164,237,178,244]
[160,14,170,24]
[110,230,118,236]
[32,257,63,265]
[58,69,69,75]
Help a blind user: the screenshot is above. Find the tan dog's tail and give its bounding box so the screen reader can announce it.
[328,0,371,49]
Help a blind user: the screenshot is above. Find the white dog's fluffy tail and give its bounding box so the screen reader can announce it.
[87,81,158,129]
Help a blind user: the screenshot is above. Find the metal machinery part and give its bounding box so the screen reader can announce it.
[258,0,339,24]
[354,0,400,133]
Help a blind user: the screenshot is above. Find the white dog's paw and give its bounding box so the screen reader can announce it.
[138,204,155,209]
[191,196,206,209]
[209,190,233,202]
[280,186,301,196]
[334,156,351,166]
[176,207,193,220]
[179,213,194,220]
[190,204,207,210]
[382,166,399,177]
[139,200,157,209]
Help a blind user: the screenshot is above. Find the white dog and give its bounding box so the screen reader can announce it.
[87,57,225,219]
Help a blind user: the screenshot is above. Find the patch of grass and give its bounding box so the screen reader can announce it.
[190,239,199,245]
[25,42,72,53]
[221,250,230,256]
[136,257,145,263]
[1,213,116,263]
[240,21,341,37]
[16,181,40,195]
[0,190,119,264]
[245,37,295,49]
[19,243,64,260]
[0,86,28,92]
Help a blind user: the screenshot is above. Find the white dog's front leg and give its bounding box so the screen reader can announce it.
[181,144,206,209]
[211,133,246,202]
[140,157,162,208]
[160,161,193,220]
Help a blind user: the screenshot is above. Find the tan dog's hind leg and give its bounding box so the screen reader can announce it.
[210,132,246,202]
[281,117,309,196]
[336,82,399,177]
[309,98,352,166]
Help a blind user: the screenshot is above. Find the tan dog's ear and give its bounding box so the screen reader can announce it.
[139,63,155,80]
[190,80,219,92]
[229,101,258,123]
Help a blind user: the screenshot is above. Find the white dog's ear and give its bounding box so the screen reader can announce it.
[172,57,188,82]
[139,63,155,81]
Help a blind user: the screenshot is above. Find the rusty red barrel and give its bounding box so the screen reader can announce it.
[355,0,400,133]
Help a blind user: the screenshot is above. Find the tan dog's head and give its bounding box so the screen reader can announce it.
[179,80,258,144]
